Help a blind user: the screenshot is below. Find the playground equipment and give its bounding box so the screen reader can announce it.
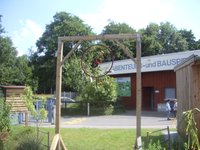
[81,44,114,78]
[51,34,141,150]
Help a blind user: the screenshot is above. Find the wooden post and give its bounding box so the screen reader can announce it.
[51,34,142,149]
[55,39,63,150]
[87,102,90,116]
[25,111,28,127]
[136,34,142,139]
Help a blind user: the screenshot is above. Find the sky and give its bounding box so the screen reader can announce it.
[1,0,200,56]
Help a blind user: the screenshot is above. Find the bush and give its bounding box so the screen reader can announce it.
[14,128,45,150]
[61,101,125,116]
[78,76,117,106]
[145,140,163,150]
[16,134,44,150]
[0,98,11,133]
[0,98,11,149]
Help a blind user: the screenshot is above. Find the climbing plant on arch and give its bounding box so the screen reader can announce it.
[51,34,142,150]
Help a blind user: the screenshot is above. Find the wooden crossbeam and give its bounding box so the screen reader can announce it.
[59,34,139,42]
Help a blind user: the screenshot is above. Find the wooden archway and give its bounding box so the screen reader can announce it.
[51,34,142,150]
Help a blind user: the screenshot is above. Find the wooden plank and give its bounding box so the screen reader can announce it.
[59,34,139,42]
[5,89,24,96]
[55,39,63,150]
[11,108,28,112]
[136,136,142,150]
[62,40,82,65]
[9,104,26,108]
[60,136,68,150]
[136,34,142,138]
[6,102,25,105]
[6,96,22,99]
[6,101,25,104]
[50,134,59,150]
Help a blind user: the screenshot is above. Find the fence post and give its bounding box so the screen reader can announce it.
[37,127,39,141]
[87,103,90,116]
[48,132,50,150]
[147,131,149,145]
[167,126,171,150]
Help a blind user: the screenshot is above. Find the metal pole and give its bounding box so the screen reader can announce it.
[136,34,142,139]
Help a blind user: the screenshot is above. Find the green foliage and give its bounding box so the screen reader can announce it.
[31,12,93,93]
[140,22,188,56]
[102,21,136,60]
[9,127,45,150]
[0,18,35,88]
[78,76,117,104]
[183,109,200,150]
[146,139,163,150]
[63,54,117,107]
[16,134,44,150]
[15,55,38,90]
[0,36,18,85]
[63,55,89,92]
[0,98,11,132]
[21,87,47,121]
[179,29,197,50]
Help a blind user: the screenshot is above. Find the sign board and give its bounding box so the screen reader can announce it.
[100,50,200,75]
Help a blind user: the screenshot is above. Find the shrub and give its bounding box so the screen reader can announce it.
[16,134,45,150]
[145,140,163,150]
[0,98,11,133]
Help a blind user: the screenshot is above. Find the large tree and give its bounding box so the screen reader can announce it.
[32,12,93,93]
[140,22,188,56]
[139,23,162,56]
[0,15,18,85]
[178,29,197,50]
[0,36,18,85]
[0,16,34,87]
[101,21,136,60]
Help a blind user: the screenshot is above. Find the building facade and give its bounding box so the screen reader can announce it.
[100,50,200,110]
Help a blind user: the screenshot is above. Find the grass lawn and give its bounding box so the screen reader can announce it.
[2,126,166,150]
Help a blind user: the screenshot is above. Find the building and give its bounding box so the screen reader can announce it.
[0,86,28,125]
[100,50,200,110]
[174,55,200,140]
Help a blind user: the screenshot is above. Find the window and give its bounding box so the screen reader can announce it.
[115,77,131,97]
[165,88,176,99]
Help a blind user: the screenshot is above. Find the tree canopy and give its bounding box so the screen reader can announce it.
[31,12,93,93]
[139,22,188,56]
[102,21,137,60]
[0,16,35,88]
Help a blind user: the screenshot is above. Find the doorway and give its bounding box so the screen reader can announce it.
[142,87,154,110]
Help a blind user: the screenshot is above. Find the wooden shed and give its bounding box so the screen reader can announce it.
[174,54,200,140]
[0,86,28,126]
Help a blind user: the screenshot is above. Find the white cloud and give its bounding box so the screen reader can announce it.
[12,19,43,56]
[79,0,174,34]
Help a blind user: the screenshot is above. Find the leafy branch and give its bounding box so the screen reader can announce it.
[21,87,47,121]
[183,108,200,150]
